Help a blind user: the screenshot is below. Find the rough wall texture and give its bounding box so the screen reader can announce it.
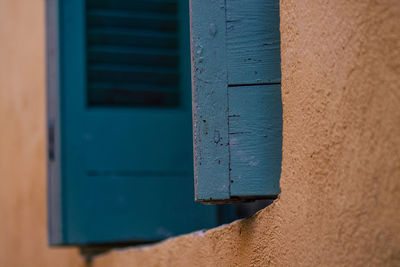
[0,0,399,266]
[93,0,400,266]
[0,1,84,266]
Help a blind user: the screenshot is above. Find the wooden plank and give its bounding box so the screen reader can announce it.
[46,0,63,246]
[87,28,178,49]
[86,9,178,32]
[190,0,230,201]
[87,46,179,68]
[226,0,281,85]
[87,0,178,14]
[228,84,282,197]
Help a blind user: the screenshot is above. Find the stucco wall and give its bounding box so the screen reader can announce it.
[93,0,400,266]
[0,0,399,266]
[0,1,84,266]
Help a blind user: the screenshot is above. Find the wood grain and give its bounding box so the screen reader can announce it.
[226,0,281,85]
[190,0,230,201]
[191,0,282,202]
[229,85,282,197]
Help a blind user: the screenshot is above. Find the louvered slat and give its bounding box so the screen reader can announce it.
[87,0,178,14]
[86,0,180,107]
[88,65,179,85]
[87,9,178,32]
[87,46,179,68]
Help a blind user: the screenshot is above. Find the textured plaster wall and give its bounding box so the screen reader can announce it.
[93,0,400,266]
[0,1,84,266]
[0,0,399,266]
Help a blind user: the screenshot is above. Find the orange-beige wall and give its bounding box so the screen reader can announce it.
[93,0,400,265]
[0,1,84,266]
[0,0,399,267]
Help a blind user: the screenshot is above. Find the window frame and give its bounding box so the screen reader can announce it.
[190,0,282,203]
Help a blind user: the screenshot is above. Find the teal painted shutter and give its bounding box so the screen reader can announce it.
[190,0,282,202]
[46,0,220,245]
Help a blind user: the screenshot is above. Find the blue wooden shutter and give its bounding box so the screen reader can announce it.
[190,0,282,202]
[46,0,221,245]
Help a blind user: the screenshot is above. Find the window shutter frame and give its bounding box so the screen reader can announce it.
[190,0,231,202]
[46,0,63,246]
[46,0,221,246]
[190,0,282,203]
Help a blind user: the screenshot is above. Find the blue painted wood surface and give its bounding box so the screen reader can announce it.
[190,0,230,201]
[86,0,181,107]
[227,0,281,85]
[47,0,220,245]
[191,0,282,202]
[229,85,282,197]
[46,0,63,245]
